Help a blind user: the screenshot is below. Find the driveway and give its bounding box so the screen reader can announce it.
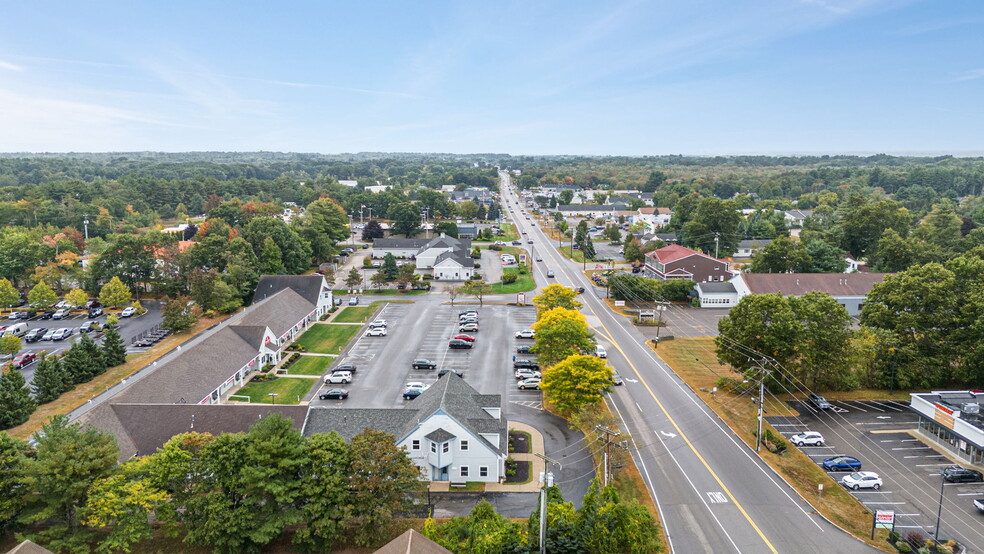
[480,248,505,284]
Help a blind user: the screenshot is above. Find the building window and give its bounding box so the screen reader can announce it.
[460,466,469,477]
[412,440,420,450]
[443,442,450,453]
[460,440,469,451]
[431,442,437,453]
[480,466,488,477]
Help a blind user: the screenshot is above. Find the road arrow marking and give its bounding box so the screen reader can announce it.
[625,378,639,383]
[659,430,677,439]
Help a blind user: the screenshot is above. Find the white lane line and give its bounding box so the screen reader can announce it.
[915,464,951,467]
[863,502,907,505]
[871,400,905,412]
[892,447,930,451]
[895,525,933,529]
[852,491,894,494]
[844,402,868,412]
[957,493,981,496]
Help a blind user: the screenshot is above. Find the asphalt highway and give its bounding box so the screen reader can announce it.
[499,171,875,553]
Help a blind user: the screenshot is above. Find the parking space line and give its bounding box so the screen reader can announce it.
[915,464,952,467]
[852,491,893,494]
[957,492,981,496]
[891,447,930,451]
[862,502,907,505]
[871,400,905,412]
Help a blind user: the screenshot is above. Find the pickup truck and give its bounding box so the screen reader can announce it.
[975,498,984,513]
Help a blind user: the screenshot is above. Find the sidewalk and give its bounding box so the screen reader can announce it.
[487,421,546,492]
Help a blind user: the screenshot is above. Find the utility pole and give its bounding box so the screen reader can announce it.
[538,469,554,554]
[594,425,622,486]
[653,301,669,348]
[359,204,365,225]
[756,367,770,452]
[348,215,355,246]
[83,214,90,240]
[714,232,720,258]
[934,469,946,540]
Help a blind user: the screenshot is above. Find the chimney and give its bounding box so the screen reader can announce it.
[440,232,446,238]
[795,279,799,286]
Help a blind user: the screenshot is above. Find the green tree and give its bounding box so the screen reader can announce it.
[749,236,810,273]
[623,237,645,264]
[579,480,663,554]
[98,275,132,308]
[838,194,911,259]
[423,499,526,553]
[395,264,419,289]
[361,220,384,241]
[381,253,399,281]
[347,429,423,547]
[531,307,595,367]
[161,295,199,333]
[461,279,493,306]
[0,433,29,536]
[681,197,741,256]
[0,334,21,358]
[293,432,351,552]
[101,325,128,368]
[65,287,88,309]
[81,461,169,554]
[789,292,855,390]
[90,234,156,290]
[62,333,107,384]
[388,202,422,238]
[0,278,18,308]
[559,190,575,205]
[259,236,286,274]
[607,274,661,302]
[242,216,312,274]
[304,197,351,244]
[27,280,58,309]
[532,284,582,315]
[541,355,612,413]
[0,368,36,430]
[804,239,849,273]
[370,271,388,289]
[31,353,72,404]
[716,294,801,378]
[20,416,119,552]
[342,268,361,290]
[641,170,668,193]
[913,200,962,254]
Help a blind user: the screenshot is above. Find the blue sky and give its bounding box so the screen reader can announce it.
[1,0,982,155]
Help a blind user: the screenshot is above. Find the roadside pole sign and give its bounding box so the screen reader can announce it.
[517,293,525,305]
[873,510,895,538]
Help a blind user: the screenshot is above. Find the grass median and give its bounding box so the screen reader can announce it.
[656,337,890,547]
[284,355,331,375]
[294,323,362,354]
[233,377,316,404]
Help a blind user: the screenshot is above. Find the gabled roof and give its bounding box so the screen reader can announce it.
[374,529,452,554]
[238,288,315,337]
[558,204,614,211]
[372,238,432,250]
[425,428,456,442]
[647,244,724,264]
[254,274,326,306]
[657,207,673,215]
[785,209,814,219]
[738,239,773,249]
[740,273,890,297]
[420,235,470,252]
[7,540,54,554]
[434,251,474,268]
[303,408,420,441]
[402,373,506,454]
[637,207,657,214]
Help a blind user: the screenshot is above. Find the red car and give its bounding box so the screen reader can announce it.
[12,352,36,368]
[453,334,476,342]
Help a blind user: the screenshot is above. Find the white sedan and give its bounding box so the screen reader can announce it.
[366,327,387,337]
[120,307,136,317]
[841,471,882,490]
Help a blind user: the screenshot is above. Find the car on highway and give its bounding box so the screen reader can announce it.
[515,329,535,339]
[402,388,424,400]
[511,240,522,246]
[942,465,984,483]
[790,431,825,446]
[840,471,882,490]
[546,270,555,278]
[515,368,541,380]
[595,346,607,358]
[822,456,862,472]
[24,328,47,343]
[412,359,437,370]
[527,239,533,244]
[535,256,542,262]
[453,334,476,342]
[319,388,349,400]
[333,363,358,374]
[576,287,585,293]
[438,368,464,378]
[514,359,540,370]
[325,371,352,384]
[12,352,37,368]
[517,378,541,390]
[121,307,136,317]
[611,373,623,386]
[448,339,473,349]
[366,327,387,337]
[459,322,480,332]
[809,393,833,410]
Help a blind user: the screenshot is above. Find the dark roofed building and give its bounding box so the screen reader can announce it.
[374,529,453,554]
[644,244,731,283]
[726,272,891,316]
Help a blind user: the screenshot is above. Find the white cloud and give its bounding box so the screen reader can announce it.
[954,69,984,82]
[0,60,24,71]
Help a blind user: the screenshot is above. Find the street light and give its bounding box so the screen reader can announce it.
[268,393,279,405]
[934,469,946,540]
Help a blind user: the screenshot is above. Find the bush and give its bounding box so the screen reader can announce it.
[362,257,373,268]
[716,376,752,394]
[474,263,481,268]
[502,273,518,284]
[905,532,926,550]
[422,274,433,280]
[895,543,911,553]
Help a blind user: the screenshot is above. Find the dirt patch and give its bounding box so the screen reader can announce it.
[509,430,531,453]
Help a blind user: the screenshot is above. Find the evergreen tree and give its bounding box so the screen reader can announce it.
[361,220,384,241]
[381,253,399,280]
[0,368,37,430]
[61,335,105,385]
[101,325,128,367]
[32,354,71,404]
[0,433,29,536]
[78,332,107,380]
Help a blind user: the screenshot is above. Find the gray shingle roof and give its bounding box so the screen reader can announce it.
[697,282,737,293]
[424,428,456,442]
[372,238,431,250]
[558,204,614,211]
[738,239,773,249]
[254,275,326,306]
[374,529,453,554]
[238,287,315,337]
[402,373,506,454]
[434,251,474,268]
[302,408,420,440]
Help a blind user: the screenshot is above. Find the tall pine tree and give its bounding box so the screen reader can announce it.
[100,326,127,368]
[32,354,71,404]
[61,335,106,385]
[0,369,37,430]
[77,333,107,380]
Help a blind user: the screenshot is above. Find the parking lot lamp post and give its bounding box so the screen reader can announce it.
[348,215,355,247]
[268,393,278,405]
[360,204,365,226]
[934,469,945,540]
[755,368,769,453]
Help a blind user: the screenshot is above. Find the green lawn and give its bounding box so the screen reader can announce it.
[491,268,536,294]
[556,246,586,263]
[234,377,316,404]
[294,323,362,353]
[332,301,384,323]
[284,355,331,375]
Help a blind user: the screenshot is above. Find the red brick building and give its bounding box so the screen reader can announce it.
[644,244,732,283]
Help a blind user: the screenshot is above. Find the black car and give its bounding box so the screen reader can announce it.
[514,359,540,370]
[334,363,357,374]
[448,339,473,349]
[438,368,464,378]
[85,300,101,309]
[942,465,984,483]
[18,311,35,319]
[319,388,349,400]
[24,328,47,343]
[412,359,437,370]
[403,388,423,400]
[39,310,55,320]
[517,345,533,354]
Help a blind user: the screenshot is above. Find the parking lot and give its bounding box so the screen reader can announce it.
[310,301,540,410]
[769,399,984,548]
[4,303,165,385]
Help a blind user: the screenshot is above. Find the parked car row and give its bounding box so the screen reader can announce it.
[366,319,388,337]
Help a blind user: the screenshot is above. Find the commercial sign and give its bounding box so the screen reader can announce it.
[615,301,626,307]
[934,403,955,430]
[874,510,895,529]
[517,293,525,305]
